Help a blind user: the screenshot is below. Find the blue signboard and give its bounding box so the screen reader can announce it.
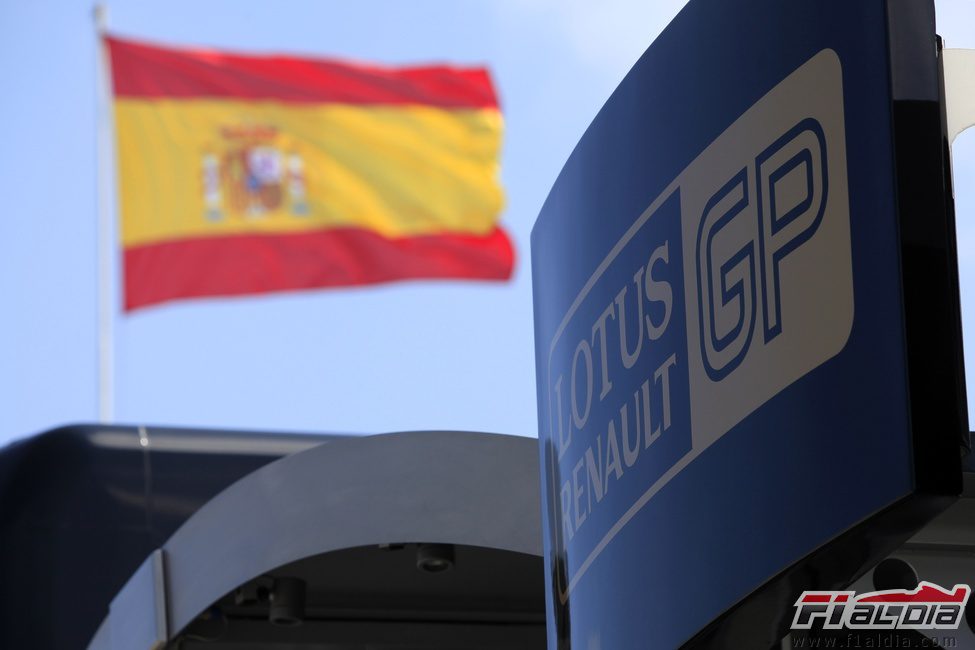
[531,0,963,648]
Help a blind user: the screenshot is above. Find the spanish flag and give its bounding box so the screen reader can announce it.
[106,36,513,311]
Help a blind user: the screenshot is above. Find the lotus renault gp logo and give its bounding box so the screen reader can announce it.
[543,48,854,602]
[792,582,971,631]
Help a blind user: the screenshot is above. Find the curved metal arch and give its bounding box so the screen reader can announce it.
[147,430,541,642]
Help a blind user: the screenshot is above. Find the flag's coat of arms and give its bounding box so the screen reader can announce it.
[107,36,513,310]
[202,124,308,220]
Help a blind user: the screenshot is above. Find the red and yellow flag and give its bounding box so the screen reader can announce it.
[106,36,513,310]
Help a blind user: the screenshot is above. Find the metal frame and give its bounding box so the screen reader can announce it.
[88,430,541,649]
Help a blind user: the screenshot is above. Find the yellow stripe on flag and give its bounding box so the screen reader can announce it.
[115,99,504,247]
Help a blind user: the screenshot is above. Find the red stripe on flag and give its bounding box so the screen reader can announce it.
[123,226,515,311]
[106,36,499,108]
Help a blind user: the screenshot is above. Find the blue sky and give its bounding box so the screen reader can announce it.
[1,1,974,445]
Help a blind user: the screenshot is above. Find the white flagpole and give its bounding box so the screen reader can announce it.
[94,4,115,423]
